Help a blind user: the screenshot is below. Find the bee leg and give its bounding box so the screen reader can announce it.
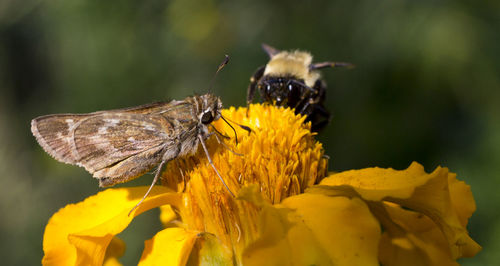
[298,101,311,115]
[247,65,266,106]
[311,119,329,132]
[310,104,331,132]
[198,134,235,197]
[312,79,326,101]
[297,96,317,115]
[314,103,331,117]
[298,101,328,132]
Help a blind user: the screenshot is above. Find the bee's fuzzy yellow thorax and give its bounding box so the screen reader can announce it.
[264,50,320,87]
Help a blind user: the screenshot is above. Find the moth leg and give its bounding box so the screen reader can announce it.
[128,147,179,216]
[198,134,235,197]
[213,130,243,156]
[235,221,242,242]
[175,160,186,192]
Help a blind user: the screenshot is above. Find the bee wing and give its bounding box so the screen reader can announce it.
[261,43,281,58]
[309,61,355,70]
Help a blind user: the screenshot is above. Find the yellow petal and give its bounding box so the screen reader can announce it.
[319,162,432,201]
[242,193,381,266]
[103,237,125,266]
[159,204,178,226]
[376,202,458,266]
[42,186,180,266]
[103,257,122,266]
[186,233,233,265]
[448,172,476,227]
[139,228,198,266]
[317,162,481,259]
[139,229,234,266]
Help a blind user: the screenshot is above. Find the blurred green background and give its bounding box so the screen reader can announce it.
[1,0,498,264]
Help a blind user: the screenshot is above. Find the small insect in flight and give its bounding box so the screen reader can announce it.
[247,44,354,132]
[31,56,235,214]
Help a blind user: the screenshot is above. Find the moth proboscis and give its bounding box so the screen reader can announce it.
[31,57,237,215]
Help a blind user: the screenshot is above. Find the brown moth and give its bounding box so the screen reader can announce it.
[32,56,236,214]
[31,92,234,213]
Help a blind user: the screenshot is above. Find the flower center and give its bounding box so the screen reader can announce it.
[160,104,328,262]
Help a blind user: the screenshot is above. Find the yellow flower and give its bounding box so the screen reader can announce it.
[41,104,481,266]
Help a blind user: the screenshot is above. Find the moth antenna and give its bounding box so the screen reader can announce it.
[128,159,167,216]
[221,115,239,145]
[222,115,252,134]
[239,124,252,133]
[208,55,230,93]
[198,134,235,197]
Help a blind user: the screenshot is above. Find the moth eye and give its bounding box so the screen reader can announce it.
[201,111,214,124]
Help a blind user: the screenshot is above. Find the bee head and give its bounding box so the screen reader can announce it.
[260,77,303,106]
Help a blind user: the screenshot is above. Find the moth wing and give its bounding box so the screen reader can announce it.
[94,144,167,187]
[31,100,197,186]
[32,114,89,165]
[31,112,177,178]
[31,100,191,162]
[73,113,175,173]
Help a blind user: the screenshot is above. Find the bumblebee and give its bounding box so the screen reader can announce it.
[247,44,353,132]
